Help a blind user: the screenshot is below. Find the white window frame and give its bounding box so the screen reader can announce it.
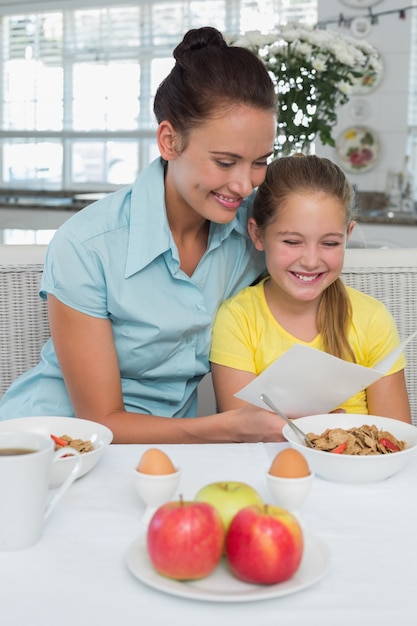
[0,0,317,191]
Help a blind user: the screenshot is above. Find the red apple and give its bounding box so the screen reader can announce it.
[225,504,304,584]
[147,499,225,580]
[194,481,263,532]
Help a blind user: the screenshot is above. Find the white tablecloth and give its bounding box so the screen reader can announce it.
[2,442,417,626]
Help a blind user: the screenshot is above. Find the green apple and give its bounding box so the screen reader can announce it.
[194,481,263,532]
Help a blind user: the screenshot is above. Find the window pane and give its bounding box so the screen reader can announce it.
[72,140,139,185]
[73,62,140,131]
[3,13,63,131]
[189,1,226,29]
[147,140,161,164]
[3,140,62,186]
[150,2,227,46]
[1,229,56,245]
[239,0,316,31]
[72,8,141,52]
[148,57,175,125]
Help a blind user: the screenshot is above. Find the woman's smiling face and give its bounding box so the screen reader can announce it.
[249,190,354,305]
[161,105,276,224]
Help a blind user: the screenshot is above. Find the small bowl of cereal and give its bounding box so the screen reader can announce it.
[0,416,113,486]
[282,414,417,483]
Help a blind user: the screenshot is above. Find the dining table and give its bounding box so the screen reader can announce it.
[2,440,416,626]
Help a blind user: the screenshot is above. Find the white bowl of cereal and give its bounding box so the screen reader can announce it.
[282,414,417,483]
[0,416,113,486]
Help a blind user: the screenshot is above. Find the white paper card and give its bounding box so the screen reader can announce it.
[234,331,417,417]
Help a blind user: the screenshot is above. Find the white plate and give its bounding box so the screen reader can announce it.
[0,416,112,486]
[126,531,331,603]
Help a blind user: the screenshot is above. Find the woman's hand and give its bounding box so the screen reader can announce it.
[221,405,287,443]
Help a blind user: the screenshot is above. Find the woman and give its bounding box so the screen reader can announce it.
[0,27,284,443]
[210,155,411,431]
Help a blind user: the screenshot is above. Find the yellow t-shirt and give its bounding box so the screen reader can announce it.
[210,278,406,414]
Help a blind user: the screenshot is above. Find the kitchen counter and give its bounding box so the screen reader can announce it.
[0,188,416,222]
[0,189,416,248]
[356,212,417,226]
[0,189,108,212]
[356,191,417,226]
[0,190,110,238]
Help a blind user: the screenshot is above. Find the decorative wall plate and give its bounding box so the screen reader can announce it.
[335,126,380,173]
[350,49,383,95]
[350,16,372,38]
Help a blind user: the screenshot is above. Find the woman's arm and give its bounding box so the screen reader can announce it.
[48,296,285,443]
[366,370,411,423]
[211,363,285,440]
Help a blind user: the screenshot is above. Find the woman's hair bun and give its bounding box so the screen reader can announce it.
[154,25,276,133]
[174,26,227,66]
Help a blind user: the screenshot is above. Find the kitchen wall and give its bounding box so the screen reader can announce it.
[317,0,413,196]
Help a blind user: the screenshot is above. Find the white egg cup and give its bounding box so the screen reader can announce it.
[266,471,314,512]
[134,468,181,526]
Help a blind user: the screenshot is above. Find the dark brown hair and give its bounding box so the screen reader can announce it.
[253,154,357,362]
[153,27,277,147]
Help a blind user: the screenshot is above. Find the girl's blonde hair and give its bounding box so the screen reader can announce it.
[253,154,357,362]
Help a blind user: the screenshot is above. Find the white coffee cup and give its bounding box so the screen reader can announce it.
[0,430,82,551]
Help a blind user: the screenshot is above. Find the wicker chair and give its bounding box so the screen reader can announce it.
[1,245,416,426]
[0,245,48,398]
[342,248,417,426]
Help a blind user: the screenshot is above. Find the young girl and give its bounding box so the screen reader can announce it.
[0,27,284,443]
[210,155,411,429]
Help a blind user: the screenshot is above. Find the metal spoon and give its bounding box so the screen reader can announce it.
[260,393,315,449]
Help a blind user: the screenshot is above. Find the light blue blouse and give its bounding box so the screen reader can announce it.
[0,158,264,420]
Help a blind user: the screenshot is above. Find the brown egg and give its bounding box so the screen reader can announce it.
[136,448,176,475]
[269,448,310,478]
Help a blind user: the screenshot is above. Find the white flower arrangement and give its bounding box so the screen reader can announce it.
[229,24,381,155]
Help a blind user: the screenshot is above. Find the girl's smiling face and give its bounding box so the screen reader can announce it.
[249,190,355,306]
